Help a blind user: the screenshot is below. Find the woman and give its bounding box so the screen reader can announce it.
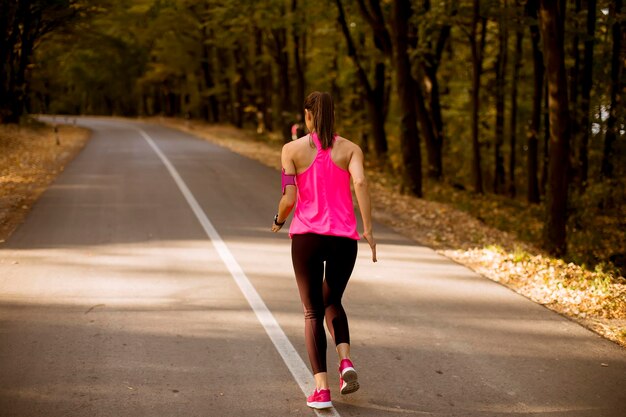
[271,91,377,409]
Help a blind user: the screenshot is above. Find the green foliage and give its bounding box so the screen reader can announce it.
[13,0,625,272]
[512,246,532,263]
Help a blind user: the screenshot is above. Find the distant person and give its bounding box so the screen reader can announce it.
[256,110,265,134]
[290,113,305,141]
[271,91,377,409]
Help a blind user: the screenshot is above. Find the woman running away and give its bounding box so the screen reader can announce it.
[271,91,377,409]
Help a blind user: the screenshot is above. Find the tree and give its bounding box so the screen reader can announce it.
[0,0,82,123]
[266,1,292,142]
[423,2,455,180]
[493,0,509,194]
[526,0,543,203]
[292,0,306,112]
[196,5,220,122]
[335,0,389,161]
[568,0,581,176]
[576,0,596,188]
[470,0,487,194]
[539,0,572,256]
[19,0,626,263]
[254,28,273,131]
[601,0,624,178]
[392,0,422,196]
[410,0,454,181]
[508,2,524,198]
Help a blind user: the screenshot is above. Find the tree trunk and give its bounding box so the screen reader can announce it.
[0,0,23,123]
[355,0,392,56]
[392,0,422,196]
[331,54,341,103]
[421,27,453,180]
[292,0,305,111]
[494,3,508,194]
[577,0,595,188]
[470,0,486,194]
[0,0,14,121]
[232,44,246,128]
[419,1,455,181]
[201,29,220,122]
[341,0,390,158]
[255,29,272,131]
[349,75,368,151]
[526,0,544,203]
[422,64,444,179]
[6,1,35,123]
[1,1,78,122]
[216,47,233,123]
[509,27,523,198]
[354,0,393,144]
[540,77,550,196]
[269,24,292,143]
[407,12,440,181]
[335,0,388,160]
[539,0,572,256]
[414,76,439,180]
[153,88,162,115]
[373,61,389,136]
[601,0,623,178]
[568,0,581,172]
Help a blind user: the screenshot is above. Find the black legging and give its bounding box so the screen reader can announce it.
[291,233,358,374]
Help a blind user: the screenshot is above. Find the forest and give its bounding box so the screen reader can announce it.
[1,0,624,271]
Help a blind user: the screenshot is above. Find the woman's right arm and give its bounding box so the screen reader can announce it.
[348,145,377,262]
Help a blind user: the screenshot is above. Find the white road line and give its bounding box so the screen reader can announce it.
[138,128,341,417]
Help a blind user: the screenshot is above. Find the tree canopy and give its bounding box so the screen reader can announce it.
[2,0,625,264]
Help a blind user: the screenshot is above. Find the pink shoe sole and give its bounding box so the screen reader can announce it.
[306,400,333,409]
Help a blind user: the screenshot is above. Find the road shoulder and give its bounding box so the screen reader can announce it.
[0,120,90,243]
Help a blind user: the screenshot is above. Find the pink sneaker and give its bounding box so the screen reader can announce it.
[339,359,360,395]
[306,388,332,409]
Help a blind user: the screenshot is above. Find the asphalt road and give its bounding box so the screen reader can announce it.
[0,117,624,417]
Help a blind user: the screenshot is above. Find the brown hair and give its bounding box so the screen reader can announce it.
[303,91,335,150]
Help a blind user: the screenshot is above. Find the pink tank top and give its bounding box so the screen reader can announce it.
[289,133,360,240]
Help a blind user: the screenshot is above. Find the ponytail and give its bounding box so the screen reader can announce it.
[303,91,335,149]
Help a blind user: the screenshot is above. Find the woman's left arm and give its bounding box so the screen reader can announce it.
[271,145,297,232]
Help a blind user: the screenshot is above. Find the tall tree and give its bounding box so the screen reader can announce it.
[200,27,220,122]
[410,0,453,181]
[568,0,581,168]
[418,1,456,181]
[470,0,487,194]
[407,4,438,182]
[255,28,273,131]
[508,3,524,198]
[392,0,422,196]
[539,0,572,256]
[354,0,393,126]
[526,0,543,203]
[494,0,509,194]
[540,78,550,196]
[268,11,292,143]
[601,0,623,178]
[335,0,389,161]
[232,40,251,128]
[0,0,81,123]
[292,0,306,111]
[577,0,596,188]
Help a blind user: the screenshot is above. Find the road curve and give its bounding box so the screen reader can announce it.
[0,117,624,417]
